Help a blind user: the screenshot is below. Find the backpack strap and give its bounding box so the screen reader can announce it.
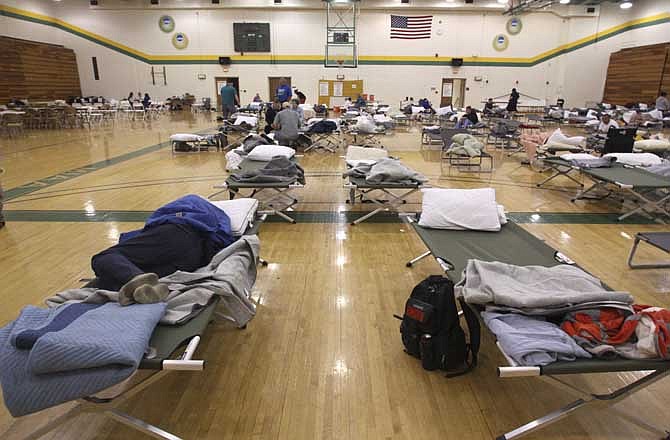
[458,297,481,368]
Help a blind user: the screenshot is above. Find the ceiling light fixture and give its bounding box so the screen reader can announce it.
[620,1,633,9]
[559,0,570,4]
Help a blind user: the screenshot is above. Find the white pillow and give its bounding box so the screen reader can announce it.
[209,198,259,236]
[246,144,296,161]
[603,153,662,167]
[170,133,203,142]
[634,139,670,151]
[418,188,501,231]
[345,146,388,166]
[234,115,257,126]
[547,128,584,147]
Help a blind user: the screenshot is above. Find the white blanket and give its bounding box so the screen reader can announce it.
[560,153,598,161]
[603,153,662,167]
[234,115,258,126]
[418,188,502,231]
[345,145,388,167]
[547,128,584,147]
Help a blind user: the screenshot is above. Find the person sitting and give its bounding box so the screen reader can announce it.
[142,93,151,109]
[289,98,304,122]
[597,114,619,134]
[253,93,263,103]
[90,195,234,305]
[295,89,306,104]
[655,91,669,113]
[628,109,644,126]
[354,94,367,109]
[276,78,292,103]
[272,102,301,146]
[484,98,494,114]
[456,106,478,128]
[264,99,281,134]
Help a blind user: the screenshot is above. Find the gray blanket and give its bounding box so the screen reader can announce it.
[0,302,165,416]
[482,311,591,366]
[343,158,427,184]
[648,163,670,177]
[230,156,305,185]
[456,260,633,310]
[45,235,260,327]
[570,156,616,169]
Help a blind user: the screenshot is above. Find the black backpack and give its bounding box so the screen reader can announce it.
[396,275,480,377]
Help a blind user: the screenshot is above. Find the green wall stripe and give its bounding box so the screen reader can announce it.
[2,8,668,67]
[2,210,658,225]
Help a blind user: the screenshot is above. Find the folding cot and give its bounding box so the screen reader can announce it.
[169,133,225,153]
[8,201,265,440]
[302,119,342,153]
[440,128,493,174]
[573,165,670,221]
[627,231,670,269]
[346,126,386,149]
[403,216,670,440]
[535,156,584,188]
[212,157,304,223]
[220,114,259,144]
[342,147,425,225]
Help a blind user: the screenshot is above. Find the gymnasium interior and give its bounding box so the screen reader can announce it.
[1,0,670,439]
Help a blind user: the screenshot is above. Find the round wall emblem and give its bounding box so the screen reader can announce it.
[493,34,509,51]
[159,15,175,33]
[172,32,189,49]
[506,17,522,35]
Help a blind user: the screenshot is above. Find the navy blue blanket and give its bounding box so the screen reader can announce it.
[120,194,234,248]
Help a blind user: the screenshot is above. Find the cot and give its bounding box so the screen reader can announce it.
[303,119,342,153]
[344,177,424,225]
[220,114,259,143]
[212,157,304,223]
[9,202,265,440]
[440,128,493,174]
[535,156,584,188]
[403,215,670,440]
[347,126,387,149]
[573,165,670,221]
[169,133,224,153]
[627,231,670,269]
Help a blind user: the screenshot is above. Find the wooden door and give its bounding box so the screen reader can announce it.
[268,77,291,102]
[214,77,239,110]
[440,79,453,107]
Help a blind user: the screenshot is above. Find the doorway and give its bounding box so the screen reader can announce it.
[268,77,291,102]
[215,76,239,111]
[440,78,466,108]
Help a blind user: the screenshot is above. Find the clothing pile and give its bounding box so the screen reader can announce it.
[307,119,337,134]
[445,133,485,157]
[0,302,166,416]
[230,156,305,185]
[343,157,426,185]
[47,235,259,327]
[353,115,382,133]
[457,259,642,366]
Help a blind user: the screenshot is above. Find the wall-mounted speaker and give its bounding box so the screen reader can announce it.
[150,0,158,4]
[451,58,463,67]
[401,0,410,3]
[218,56,232,65]
[464,0,474,3]
[90,0,98,5]
[274,0,282,3]
[212,0,220,3]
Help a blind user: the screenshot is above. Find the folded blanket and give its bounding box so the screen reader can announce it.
[45,235,260,327]
[0,302,165,416]
[230,156,305,184]
[570,156,617,168]
[446,134,484,157]
[457,260,633,310]
[343,158,426,185]
[483,312,591,366]
[603,153,662,167]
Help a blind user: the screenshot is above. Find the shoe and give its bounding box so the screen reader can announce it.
[133,283,170,304]
[118,273,159,306]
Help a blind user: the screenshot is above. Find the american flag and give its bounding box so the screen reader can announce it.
[390,15,433,40]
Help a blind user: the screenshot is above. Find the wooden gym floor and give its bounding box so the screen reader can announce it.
[0,112,669,440]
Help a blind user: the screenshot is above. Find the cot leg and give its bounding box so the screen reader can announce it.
[258,257,269,266]
[351,208,384,225]
[406,251,431,267]
[627,237,670,269]
[496,398,588,440]
[274,210,296,224]
[105,409,182,440]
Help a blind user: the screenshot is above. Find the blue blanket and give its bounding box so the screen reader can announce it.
[120,194,234,248]
[0,302,165,416]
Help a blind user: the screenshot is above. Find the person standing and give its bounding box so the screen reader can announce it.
[656,91,669,113]
[220,82,240,120]
[506,88,519,112]
[276,78,292,103]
